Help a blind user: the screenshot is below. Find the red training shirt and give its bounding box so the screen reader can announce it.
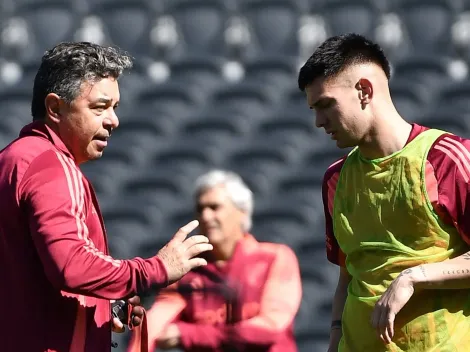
[0,121,169,352]
[323,123,470,266]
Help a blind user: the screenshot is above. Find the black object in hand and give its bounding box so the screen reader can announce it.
[111,300,128,323]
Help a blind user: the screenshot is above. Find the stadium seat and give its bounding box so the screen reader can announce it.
[435,82,470,114]
[296,147,348,186]
[452,1,470,60]
[83,0,164,14]
[115,58,166,106]
[85,0,156,59]
[237,0,302,60]
[2,1,78,63]
[151,142,224,184]
[163,0,230,59]
[297,337,330,352]
[107,119,173,164]
[178,115,249,152]
[319,0,381,38]
[256,116,319,157]
[297,241,339,289]
[223,142,294,195]
[80,148,137,198]
[136,82,203,121]
[203,81,275,120]
[415,110,470,138]
[0,89,33,130]
[251,201,313,249]
[120,171,191,212]
[295,279,332,341]
[282,86,312,118]
[392,55,458,94]
[103,203,164,259]
[391,0,457,56]
[169,56,225,96]
[276,174,324,211]
[241,55,299,92]
[389,79,433,120]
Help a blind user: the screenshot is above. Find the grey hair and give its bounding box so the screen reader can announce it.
[31,41,133,121]
[194,170,254,232]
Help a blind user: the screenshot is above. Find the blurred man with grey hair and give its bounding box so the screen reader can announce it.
[128,169,303,352]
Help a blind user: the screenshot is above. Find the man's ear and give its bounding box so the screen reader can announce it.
[356,78,373,105]
[44,93,63,123]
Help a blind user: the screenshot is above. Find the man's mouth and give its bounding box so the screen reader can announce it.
[326,130,336,139]
[94,135,109,141]
[93,135,109,148]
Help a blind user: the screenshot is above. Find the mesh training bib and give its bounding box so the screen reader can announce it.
[334,129,470,352]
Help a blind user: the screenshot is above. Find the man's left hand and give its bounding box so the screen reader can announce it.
[112,296,145,333]
[371,269,415,345]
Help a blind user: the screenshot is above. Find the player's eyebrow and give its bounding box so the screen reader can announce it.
[94,97,112,104]
[310,96,330,109]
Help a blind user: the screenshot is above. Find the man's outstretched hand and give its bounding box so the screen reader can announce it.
[157,220,213,284]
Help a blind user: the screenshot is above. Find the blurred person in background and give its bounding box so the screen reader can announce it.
[0,42,212,352]
[127,169,302,352]
[298,33,470,352]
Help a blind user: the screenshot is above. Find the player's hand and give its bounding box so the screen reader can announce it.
[157,220,213,284]
[112,316,125,333]
[371,269,415,344]
[128,295,144,327]
[111,296,144,333]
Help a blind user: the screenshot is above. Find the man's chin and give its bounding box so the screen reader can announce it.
[81,151,103,164]
[205,231,222,243]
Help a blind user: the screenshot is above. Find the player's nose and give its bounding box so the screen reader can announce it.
[315,112,326,128]
[104,109,119,130]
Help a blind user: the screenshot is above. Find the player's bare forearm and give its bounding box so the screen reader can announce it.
[329,267,351,351]
[404,252,470,289]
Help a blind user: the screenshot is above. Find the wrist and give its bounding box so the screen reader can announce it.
[331,319,342,330]
[400,265,427,287]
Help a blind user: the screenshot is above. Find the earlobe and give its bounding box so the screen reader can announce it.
[44,93,62,123]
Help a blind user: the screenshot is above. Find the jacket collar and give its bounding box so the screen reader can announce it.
[19,121,74,161]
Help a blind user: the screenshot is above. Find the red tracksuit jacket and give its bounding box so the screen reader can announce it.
[0,121,168,352]
[128,235,302,352]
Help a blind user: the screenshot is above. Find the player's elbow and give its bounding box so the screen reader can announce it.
[60,264,88,292]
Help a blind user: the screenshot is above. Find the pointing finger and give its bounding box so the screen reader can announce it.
[172,220,199,242]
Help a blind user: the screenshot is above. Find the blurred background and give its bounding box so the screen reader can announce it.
[1,0,470,351]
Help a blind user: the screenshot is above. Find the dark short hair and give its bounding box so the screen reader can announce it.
[298,33,391,91]
[31,42,133,121]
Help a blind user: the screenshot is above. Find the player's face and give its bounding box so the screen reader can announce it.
[56,77,120,164]
[305,75,370,149]
[196,185,246,246]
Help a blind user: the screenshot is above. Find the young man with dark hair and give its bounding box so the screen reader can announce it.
[0,42,212,352]
[298,33,470,351]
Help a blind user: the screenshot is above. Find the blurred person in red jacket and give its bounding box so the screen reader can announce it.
[127,169,303,352]
[0,42,212,352]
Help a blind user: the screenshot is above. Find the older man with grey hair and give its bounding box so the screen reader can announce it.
[128,169,303,352]
[0,41,212,352]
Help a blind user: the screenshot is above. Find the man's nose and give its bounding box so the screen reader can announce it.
[315,113,325,128]
[104,108,119,130]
